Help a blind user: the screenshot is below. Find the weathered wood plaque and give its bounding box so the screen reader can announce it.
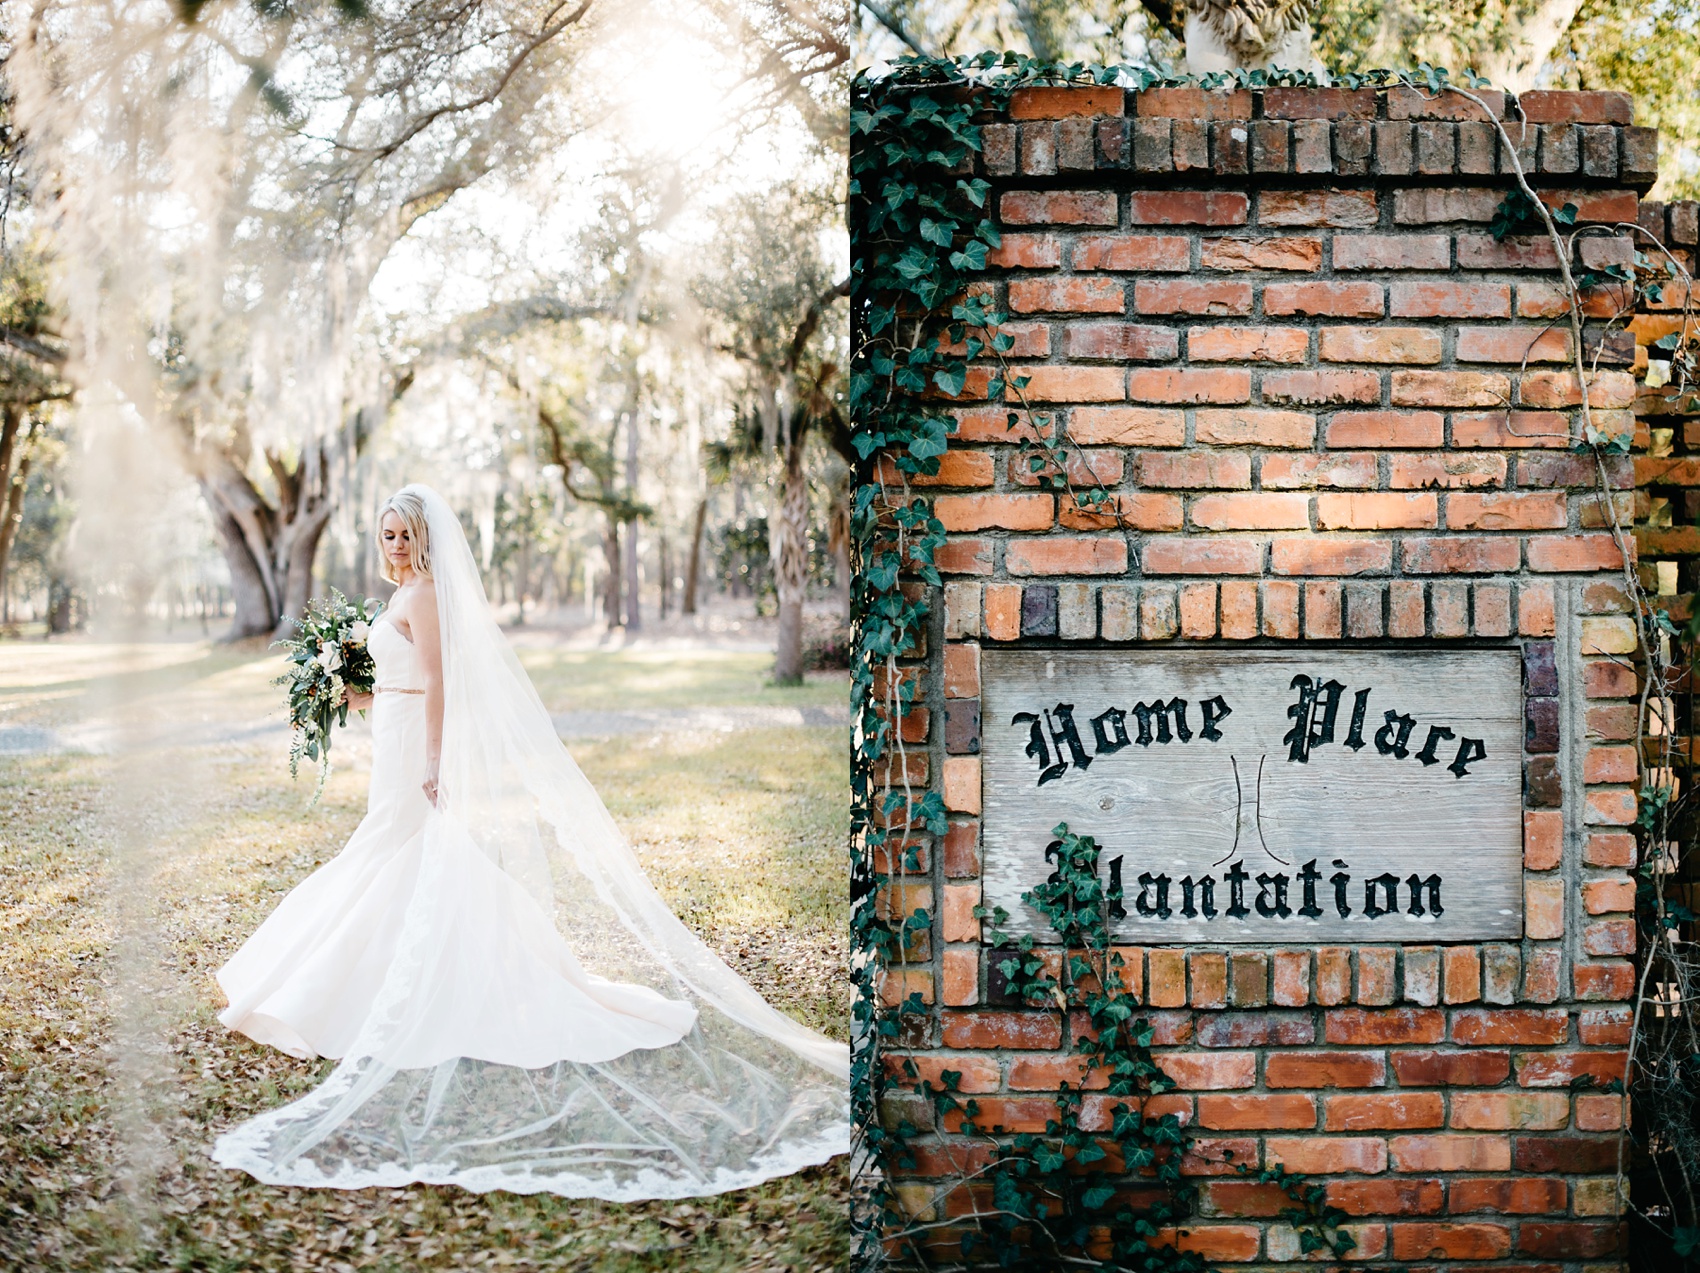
[981,648,1525,943]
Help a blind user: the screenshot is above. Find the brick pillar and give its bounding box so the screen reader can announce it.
[886,83,1661,1266]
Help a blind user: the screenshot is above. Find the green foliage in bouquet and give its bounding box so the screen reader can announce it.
[274,589,383,786]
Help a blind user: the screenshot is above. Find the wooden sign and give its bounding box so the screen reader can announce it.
[980,648,1525,943]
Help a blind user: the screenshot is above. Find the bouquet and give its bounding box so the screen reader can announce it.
[275,589,382,793]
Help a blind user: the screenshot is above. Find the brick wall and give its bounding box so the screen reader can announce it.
[879,84,1676,1267]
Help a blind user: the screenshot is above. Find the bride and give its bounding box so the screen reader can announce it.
[213,485,847,1197]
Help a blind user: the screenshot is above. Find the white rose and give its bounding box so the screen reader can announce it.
[316,644,343,672]
[349,620,370,643]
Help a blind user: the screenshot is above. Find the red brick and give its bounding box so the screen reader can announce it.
[1127,190,1250,225]
[1388,281,1511,318]
[1263,86,1377,119]
[1385,85,1506,119]
[1393,188,1503,224]
[1006,538,1127,576]
[886,1051,1001,1094]
[1262,452,1378,489]
[1316,948,1352,1004]
[1139,451,1253,489]
[1519,949,1559,1003]
[1262,580,1300,637]
[1220,580,1258,640]
[936,493,1054,532]
[1522,369,1638,412]
[1446,491,1568,530]
[1584,664,1638,700]
[942,822,979,877]
[1016,365,1125,402]
[1180,581,1217,639]
[983,582,1019,636]
[1265,1136,1387,1174]
[1576,1093,1625,1130]
[942,643,978,697]
[1326,1009,1445,1045]
[953,406,1043,443]
[1143,538,1266,576]
[938,537,993,575]
[1006,1054,1107,1090]
[1578,1008,1632,1045]
[941,1095,1058,1134]
[1526,533,1627,572]
[1451,409,1572,449]
[1574,961,1635,999]
[1583,831,1635,867]
[1325,1092,1444,1131]
[1451,1176,1568,1214]
[987,232,1063,269]
[1059,491,1184,532]
[1153,1224,1262,1261]
[1200,235,1322,271]
[1539,187,1639,222]
[1158,1051,1256,1090]
[1327,1178,1445,1216]
[1450,1008,1569,1045]
[1265,1051,1385,1088]
[941,1010,1062,1049]
[1388,1134,1511,1172]
[1514,1135,1620,1173]
[1583,917,1634,955]
[1333,233,1450,269]
[1188,325,1309,362]
[1264,368,1381,405]
[1199,1179,1297,1217]
[1391,1049,1511,1086]
[1390,454,1507,489]
[1134,279,1254,315]
[1325,409,1443,447]
[1456,326,1573,363]
[1069,406,1185,445]
[1391,1222,1513,1260]
[1072,234,1190,271]
[1519,581,1556,634]
[1064,322,1177,361]
[1524,810,1562,871]
[1009,277,1124,313]
[1522,88,1633,123]
[1010,447,1123,489]
[1009,85,1125,119]
[1134,87,1253,119]
[1388,579,1425,636]
[1304,581,1343,637]
[1271,537,1393,576]
[885,449,995,488]
[1400,536,1521,573]
[1257,189,1379,227]
[1517,1221,1623,1258]
[1583,877,1634,914]
[1390,369,1511,407]
[1449,1091,1570,1129]
[1147,949,1186,1007]
[1443,947,1482,1005]
[1194,407,1315,447]
[1127,367,1252,404]
[1263,280,1384,317]
[1197,1093,1318,1129]
[1000,189,1119,225]
[1191,493,1310,531]
[1179,1137,1259,1176]
[1319,326,1443,364]
[1316,492,1437,530]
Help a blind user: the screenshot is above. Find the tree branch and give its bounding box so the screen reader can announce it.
[857,1,934,56]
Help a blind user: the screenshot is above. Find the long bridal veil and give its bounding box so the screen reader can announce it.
[212,484,848,1196]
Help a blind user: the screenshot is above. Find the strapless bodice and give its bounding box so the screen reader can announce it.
[369,615,423,690]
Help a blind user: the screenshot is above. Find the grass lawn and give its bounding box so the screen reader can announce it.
[0,636,849,1272]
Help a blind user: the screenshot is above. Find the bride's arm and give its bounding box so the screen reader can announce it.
[412,582,445,806]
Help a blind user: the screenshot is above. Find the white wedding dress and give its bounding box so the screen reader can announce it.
[212,485,847,1198]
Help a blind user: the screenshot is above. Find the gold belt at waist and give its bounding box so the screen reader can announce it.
[374,686,424,695]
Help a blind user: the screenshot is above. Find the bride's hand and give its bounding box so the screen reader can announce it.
[422,767,440,807]
[344,687,374,711]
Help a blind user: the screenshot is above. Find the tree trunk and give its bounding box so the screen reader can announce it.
[603,516,623,630]
[683,496,707,615]
[828,480,850,621]
[0,415,37,611]
[771,432,809,685]
[622,413,642,633]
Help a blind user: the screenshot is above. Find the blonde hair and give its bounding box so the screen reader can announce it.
[376,490,432,584]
